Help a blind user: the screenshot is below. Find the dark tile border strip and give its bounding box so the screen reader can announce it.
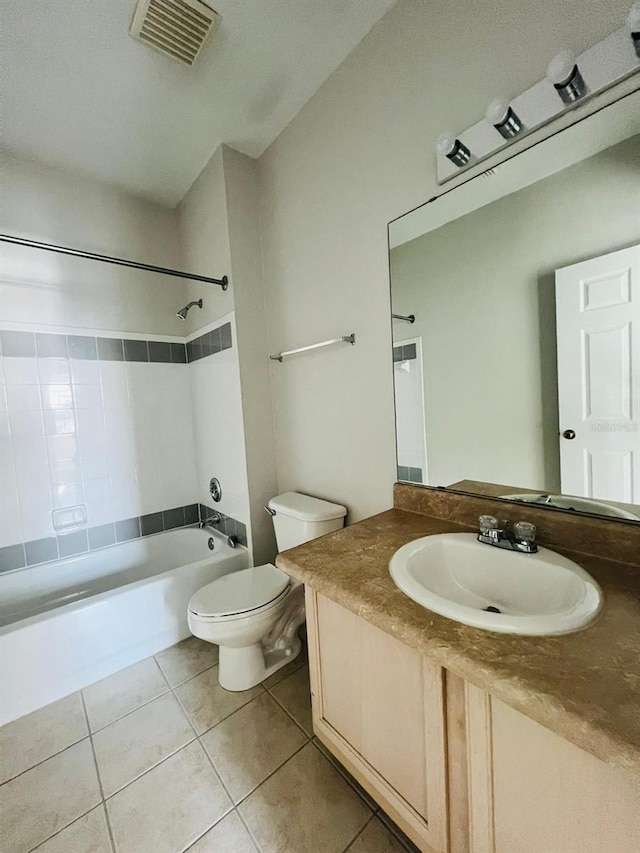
[393,343,417,362]
[0,323,233,365]
[198,503,248,548]
[186,322,232,363]
[0,502,250,573]
[0,329,186,364]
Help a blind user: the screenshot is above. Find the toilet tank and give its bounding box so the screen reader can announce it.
[268,492,347,551]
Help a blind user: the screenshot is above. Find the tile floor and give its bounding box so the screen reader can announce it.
[0,637,417,853]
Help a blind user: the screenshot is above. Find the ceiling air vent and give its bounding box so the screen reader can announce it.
[130,0,221,66]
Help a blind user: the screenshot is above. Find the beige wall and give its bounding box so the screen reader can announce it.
[257,0,630,521]
[1,152,185,336]
[390,136,640,492]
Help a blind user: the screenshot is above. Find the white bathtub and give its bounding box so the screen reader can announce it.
[0,528,249,724]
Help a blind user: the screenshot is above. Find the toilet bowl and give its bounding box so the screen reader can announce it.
[188,563,304,691]
[188,492,346,691]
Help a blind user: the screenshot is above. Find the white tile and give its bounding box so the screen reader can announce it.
[19,499,55,541]
[1,740,102,853]
[0,692,88,784]
[47,433,79,461]
[80,454,109,480]
[126,362,157,407]
[70,359,100,384]
[0,409,10,438]
[2,356,39,384]
[38,358,71,384]
[40,383,74,410]
[43,409,76,436]
[52,481,85,510]
[49,457,83,485]
[82,657,168,732]
[99,360,127,386]
[106,741,232,853]
[13,436,49,484]
[5,383,42,411]
[93,692,194,796]
[72,384,103,410]
[31,805,112,853]
[77,410,106,457]
[9,408,45,438]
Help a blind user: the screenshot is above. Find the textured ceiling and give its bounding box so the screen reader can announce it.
[2,0,396,205]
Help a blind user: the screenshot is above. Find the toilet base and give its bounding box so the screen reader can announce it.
[218,635,302,691]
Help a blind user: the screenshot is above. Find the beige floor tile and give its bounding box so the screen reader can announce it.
[83,658,168,732]
[238,742,372,853]
[31,805,112,853]
[262,646,307,689]
[187,811,257,852]
[174,666,262,735]
[270,664,313,736]
[0,740,102,853]
[93,692,195,796]
[0,692,88,784]
[347,817,411,852]
[155,636,219,686]
[201,692,307,803]
[106,741,232,853]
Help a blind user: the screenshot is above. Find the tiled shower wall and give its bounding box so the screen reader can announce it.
[0,321,242,571]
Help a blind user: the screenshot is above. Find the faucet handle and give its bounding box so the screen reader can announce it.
[479,515,498,535]
[514,520,536,544]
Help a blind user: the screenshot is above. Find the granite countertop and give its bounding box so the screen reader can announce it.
[276,508,640,774]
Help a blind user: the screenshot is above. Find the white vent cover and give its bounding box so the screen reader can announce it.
[130,0,220,66]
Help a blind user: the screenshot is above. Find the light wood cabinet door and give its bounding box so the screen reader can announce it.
[464,682,640,853]
[306,589,448,853]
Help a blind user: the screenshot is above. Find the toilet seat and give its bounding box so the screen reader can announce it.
[188,563,291,622]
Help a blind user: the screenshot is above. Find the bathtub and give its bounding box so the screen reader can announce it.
[0,527,249,724]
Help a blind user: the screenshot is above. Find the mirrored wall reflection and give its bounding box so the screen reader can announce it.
[389,124,640,523]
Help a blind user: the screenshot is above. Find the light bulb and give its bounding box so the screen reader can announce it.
[436,133,456,156]
[436,133,471,167]
[628,2,640,58]
[546,51,587,104]
[546,51,576,86]
[627,2,640,31]
[485,97,524,139]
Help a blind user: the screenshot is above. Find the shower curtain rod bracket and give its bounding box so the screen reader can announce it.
[0,234,229,289]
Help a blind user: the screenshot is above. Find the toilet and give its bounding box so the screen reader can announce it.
[188,492,347,691]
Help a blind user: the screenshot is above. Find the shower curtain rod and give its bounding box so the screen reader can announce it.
[0,234,229,290]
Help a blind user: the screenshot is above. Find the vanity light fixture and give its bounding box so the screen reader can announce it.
[628,2,640,58]
[437,133,471,167]
[546,51,588,104]
[485,98,524,139]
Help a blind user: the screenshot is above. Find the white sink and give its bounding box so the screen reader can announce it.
[389,533,602,636]
[501,493,639,521]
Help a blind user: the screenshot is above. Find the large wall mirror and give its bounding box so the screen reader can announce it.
[388,91,640,524]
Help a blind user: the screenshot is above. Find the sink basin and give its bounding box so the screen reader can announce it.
[389,533,602,635]
[500,493,640,521]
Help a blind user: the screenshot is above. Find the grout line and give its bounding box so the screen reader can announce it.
[342,813,377,852]
[233,740,310,810]
[0,732,89,787]
[86,685,172,735]
[27,803,107,853]
[266,685,313,740]
[80,691,118,853]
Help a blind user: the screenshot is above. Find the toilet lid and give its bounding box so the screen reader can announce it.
[189,563,291,618]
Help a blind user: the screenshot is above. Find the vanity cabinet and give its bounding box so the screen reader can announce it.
[305,589,640,853]
[460,681,640,853]
[305,589,449,852]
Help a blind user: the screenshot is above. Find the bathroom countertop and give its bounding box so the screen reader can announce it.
[276,508,640,774]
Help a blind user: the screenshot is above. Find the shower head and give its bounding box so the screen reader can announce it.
[176,299,203,320]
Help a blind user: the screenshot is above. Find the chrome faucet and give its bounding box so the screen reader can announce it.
[199,512,221,530]
[477,515,538,554]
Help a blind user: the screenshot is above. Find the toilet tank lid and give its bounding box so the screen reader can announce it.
[268,492,347,522]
